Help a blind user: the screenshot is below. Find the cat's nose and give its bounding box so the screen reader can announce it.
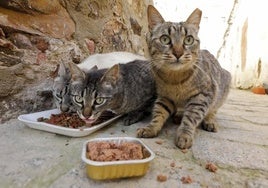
[60,104,69,112]
[173,45,183,59]
[83,107,92,118]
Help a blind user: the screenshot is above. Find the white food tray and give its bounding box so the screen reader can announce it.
[18,109,121,137]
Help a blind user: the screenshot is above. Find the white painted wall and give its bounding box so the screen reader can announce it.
[153,0,268,89]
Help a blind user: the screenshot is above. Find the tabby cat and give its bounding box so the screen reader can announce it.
[52,52,146,113]
[52,62,74,112]
[68,62,107,124]
[137,5,231,149]
[69,60,156,126]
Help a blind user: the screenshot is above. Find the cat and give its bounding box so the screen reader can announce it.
[52,52,147,113]
[136,5,231,149]
[52,62,75,112]
[68,62,107,123]
[69,60,156,126]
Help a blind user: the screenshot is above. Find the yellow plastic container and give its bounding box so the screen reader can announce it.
[81,137,155,180]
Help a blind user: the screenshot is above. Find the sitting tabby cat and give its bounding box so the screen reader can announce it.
[137,5,231,149]
[69,60,156,126]
[52,52,146,113]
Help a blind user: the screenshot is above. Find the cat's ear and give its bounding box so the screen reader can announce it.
[90,65,98,71]
[101,64,120,86]
[50,64,60,78]
[58,62,68,77]
[55,62,72,81]
[147,5,165,31]
[69,62,85,81]
[186,8,202,29]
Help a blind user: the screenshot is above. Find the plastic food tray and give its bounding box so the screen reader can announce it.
[81,137,155,180]
[18,109,121,137]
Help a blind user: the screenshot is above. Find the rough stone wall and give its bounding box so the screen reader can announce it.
[64,0,150,55]
[0,0,152,123]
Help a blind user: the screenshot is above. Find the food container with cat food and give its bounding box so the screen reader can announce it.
[81,137,155,180]
[18,109,121,137]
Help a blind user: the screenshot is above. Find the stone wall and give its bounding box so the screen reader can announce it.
[0,0,152,123]
[64,0,150,55]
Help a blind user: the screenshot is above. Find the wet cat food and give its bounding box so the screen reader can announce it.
[82,137,155,180]
[157,174,167,182]
[181,175,193,184]
[205,162,218,172]
[37,111,116,128]
[87,141,143,161]
[37,113,86,128]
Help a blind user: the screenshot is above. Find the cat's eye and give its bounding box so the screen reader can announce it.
[74,95,83,104]
[160,35,171,45]
[95,97,105,105]
[184,36,194,45]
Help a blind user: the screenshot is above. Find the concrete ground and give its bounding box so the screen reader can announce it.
[0,89,268,188]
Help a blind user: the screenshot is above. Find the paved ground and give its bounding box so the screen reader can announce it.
[0,89,268,188]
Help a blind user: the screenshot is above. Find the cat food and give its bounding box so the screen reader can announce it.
[157,174,167,182]
[37,111,116,128]
[205,162,218,172]
[82,137,155,180]
[155,140,164,145]
[87,141,144,161]
[37,113,86,128]
[181,175,193,184]
[181,149,188,153]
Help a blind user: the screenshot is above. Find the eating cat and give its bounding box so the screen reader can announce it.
[136,5,231,149]
[69,60,156,126]
[52,62,74,112]
[52,52,146,113]
[68,62,107,123]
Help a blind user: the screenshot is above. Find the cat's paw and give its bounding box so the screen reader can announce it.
[175,129,194,149]
[136,127,157,138]
[201,121,218,132]
[123,117,139,126]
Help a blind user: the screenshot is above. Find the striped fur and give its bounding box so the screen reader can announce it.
[92,60,156,125]
[52,52,146,113]
[68,60,156,126]
[68,62,107,122]
[137,5,231,149]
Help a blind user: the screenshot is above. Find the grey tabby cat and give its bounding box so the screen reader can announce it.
[69,60,155,126]
[52,52,146,113]
[137,5,231,149]
[52,62,75,112]
[68,62,107,123]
